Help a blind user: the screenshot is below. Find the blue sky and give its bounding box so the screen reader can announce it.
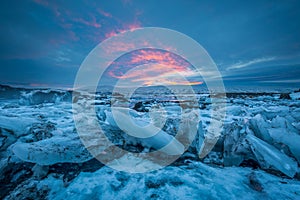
[0,0,300,88]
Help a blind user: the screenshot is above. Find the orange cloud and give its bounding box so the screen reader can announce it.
[130,50,189,71]
[107,49,203,86]
[143,79,203,86]
[104,22,141,39]
[108,50,193,78]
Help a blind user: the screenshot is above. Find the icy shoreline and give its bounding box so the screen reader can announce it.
[1,84,300,199]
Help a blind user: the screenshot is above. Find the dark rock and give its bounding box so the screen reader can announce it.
[279,93,291,100]
[4,179,49,200]
[239,159,260,169]
[248,172,263,192]
[133,101,148,112]
[0,162,34,199]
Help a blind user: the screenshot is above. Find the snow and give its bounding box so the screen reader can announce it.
[106,153,163,173]
[290,92,300,100]
[1,85,300,199]
[39,162,300,200]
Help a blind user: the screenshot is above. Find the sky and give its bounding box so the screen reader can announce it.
[0,0,300,88]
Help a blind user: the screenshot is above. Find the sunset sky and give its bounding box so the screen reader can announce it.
[0,0,300,88]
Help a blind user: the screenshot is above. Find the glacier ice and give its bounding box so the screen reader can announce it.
[0,116,37,137]
[106,153,162,173]
[105,107,184,155]
[12,137,92,165]
[249,114,273,143]
[1,85,300,199]
[290,92,300,100]
[268,128,300,164]
[246,134,298,178]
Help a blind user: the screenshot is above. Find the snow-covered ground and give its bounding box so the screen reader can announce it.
[1,84,300,199]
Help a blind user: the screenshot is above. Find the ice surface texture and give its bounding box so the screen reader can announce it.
[1,85,300,199]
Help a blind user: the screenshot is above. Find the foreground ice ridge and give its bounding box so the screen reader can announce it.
[4,162,300,200]
[1,84,300,199]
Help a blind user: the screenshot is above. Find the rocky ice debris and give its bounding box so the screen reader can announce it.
[0,116,37,137]
[12,137,93,165]
[223,124,249,167]
[103,97,300,178]
[221,111,300,177]
[245,134,298,178]
[249,114,273,143]
[32,164,49,179]
[279,93,291,100]
[105,107,185,155]
[290,92,300,100]
[132,101,149,112]
[1,85,300,199]
[268,128,300,164]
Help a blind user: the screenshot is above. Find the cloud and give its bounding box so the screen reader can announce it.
[106,49,203,86]
[97,8,112,18]
[226,57,276,70]
[111,63,202,86]
[142,79,203,86]
[260,79,300,83]
[33,0,61,17]
[73,16,101,28]
[32,0,143,44]
[108,49,193,78]
[222,62,300,85]
[104,22,141,39]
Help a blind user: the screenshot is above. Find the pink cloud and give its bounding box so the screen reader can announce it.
[33,0,61,17]
[129,50,190,72]
[104,22,141,39]
[143,79,203,86]
[73,17,101,28]
[32,0,79,43]
[97,8,112,18]
[107,49,201,86]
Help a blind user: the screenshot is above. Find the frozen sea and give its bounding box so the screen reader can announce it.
[1,84,300,200]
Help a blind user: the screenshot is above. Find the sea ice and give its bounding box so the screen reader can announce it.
[12,137,92,165]
[105,108,184,155]
[268,128,300,164]
[246,134,298,178]
[249,114,272,143]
